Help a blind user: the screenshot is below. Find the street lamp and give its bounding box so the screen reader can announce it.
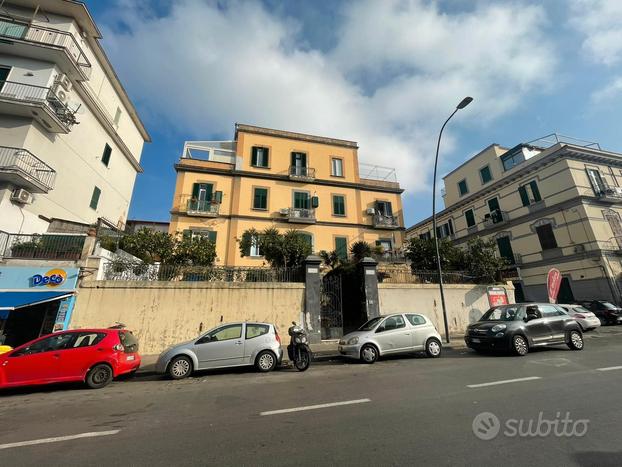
[432,96,473,344]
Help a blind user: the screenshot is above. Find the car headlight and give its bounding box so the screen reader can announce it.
[347,337,359,345]
[491,324,506,333]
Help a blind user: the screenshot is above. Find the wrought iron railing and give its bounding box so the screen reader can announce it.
[289,166,316,178]
[103,261,304,282]
[285,207,316,221]
[0,80,78,128]
[378,269,477,284]
[373,213,399,228]
[483,210,508,228]
[373,250,407,263]
[186,199,220,216]
[596,183,622,201]
[0,146,56,191]
[0,18,91,76]
[0,231,86,260]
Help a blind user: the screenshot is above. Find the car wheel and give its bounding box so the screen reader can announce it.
[86,363,113,389]
[567,330,584,351]
[255,350,277,372]
[512,335,529,356]
[168,355,193,380]
[360,344,378,364]
[425,338,442,358]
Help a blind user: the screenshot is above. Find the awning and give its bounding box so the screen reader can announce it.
[0,291,74,311]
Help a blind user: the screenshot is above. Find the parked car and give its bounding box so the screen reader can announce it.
[465,303,584,356]
[156,322,283,379]
[578,300,622,325]
[557,304,601,331]
[0,329,141,390]
[338,313,442,363]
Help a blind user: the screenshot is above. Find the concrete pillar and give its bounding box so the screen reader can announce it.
[304,255,322,344]
[361,257,380,320]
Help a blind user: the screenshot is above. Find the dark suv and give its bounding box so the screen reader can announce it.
[465,303,584,356]
[578,300,622,325]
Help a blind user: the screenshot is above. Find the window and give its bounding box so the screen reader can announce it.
[190,183,214,211]
[458,179,468,196]
[486,197,503,223]
[101,143,112,167]
[73,332,106,348]
[90,186,101,210]
[253,187,268,210]
[538,304,565,318]
[375,201,393,216]
[518,180,542,206]
[419,231,431,240]
[183,229,217,243]
[294,191,310,209]
[378,315,405,332]
[0,20,26,39]
[406,314,426,326]
[376,238,392,251]
[113,107,122,126]
[248,235,263,257]
[586,168,606,194]
[0,66,10,83]
[335,237,348,260]
[536,223,558,250]
[331,158,344,177]
[251,146,269,168]
[332,195,346,216]
[299,232,313,251]
[480,165,492,184]
[496,236,514,263]
[246,324,270,339]
[435,220,453,239]
[13,333,74,356]
[501,149,526,171]
[291,152,307,175]
[199,324,243,343]
[465,209,476,228]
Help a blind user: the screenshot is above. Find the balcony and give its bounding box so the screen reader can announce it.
[0,80,78,132]
[373,213,399,229]
[0,146,55,193]
[281,207,316,223]
[0,231,86,261]
[289,166,315,181]
[185,198,220,217]
[0,18,91,80]
[596,185,622,204]
[483,210,508,229]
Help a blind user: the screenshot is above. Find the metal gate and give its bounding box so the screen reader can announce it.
[320,274,343,340]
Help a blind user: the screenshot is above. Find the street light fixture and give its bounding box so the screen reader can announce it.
[432,96,473,344]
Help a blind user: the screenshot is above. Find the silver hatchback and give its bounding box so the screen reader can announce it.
[156,322,283,379]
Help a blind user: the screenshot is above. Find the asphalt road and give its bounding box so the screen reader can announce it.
[2,327,622,467]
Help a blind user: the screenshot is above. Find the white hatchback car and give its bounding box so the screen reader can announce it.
[558,304,602,331]
[338,313,442,363]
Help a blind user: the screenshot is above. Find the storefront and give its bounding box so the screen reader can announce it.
[0,266,79,348]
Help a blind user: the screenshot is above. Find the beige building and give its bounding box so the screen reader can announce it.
[0,0,149,234]
[407,134,622,304]
[169,124,404,266]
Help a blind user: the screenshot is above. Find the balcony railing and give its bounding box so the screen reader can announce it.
[186,199,220,217]
[283,207,316,223]
[0,18,91,77]
[0,146,55,192]
[596,184,622,203]
[289,166,316,180]
[0,80,78,129]
[0,231,86,261]
[373,213,399,229]
[483,210,508,228]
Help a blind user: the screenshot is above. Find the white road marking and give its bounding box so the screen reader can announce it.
[0,430,120,450]
[260,398,371,416]
[467,376,542,388]
[596,366,622,372]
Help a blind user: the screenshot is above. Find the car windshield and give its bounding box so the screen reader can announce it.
[480,306,522,321]
[359,317,383,331]
[599,302,618,310]
[571,306,591,314]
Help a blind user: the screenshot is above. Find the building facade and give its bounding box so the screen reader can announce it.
[169,124,404,266]
[407,135,622,305]
[0,0,150,234]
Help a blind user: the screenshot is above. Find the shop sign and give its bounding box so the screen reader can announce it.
[487,286,509,307]
[547,268,562,304]
[31,269,67,288]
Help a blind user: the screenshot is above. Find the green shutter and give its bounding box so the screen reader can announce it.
[335,237,348,260]
[191,183,200,199]
[89,187,101,209]
[182,229,192,240]
[294,192,309,209]
[254,188,267,209]
[465,209,475,227]
[251,147,258,166]
[530,181,541,202]
[208,231,217,243]
[101,144,112,167]
[311,196,319,209]
[333,196,345,215]
[496,236,514,263]
[518,185,530,206]
[214,191,223,204]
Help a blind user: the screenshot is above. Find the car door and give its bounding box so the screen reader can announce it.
[243,323,271,364]
[374,315,412,353]
[3,333,74,385]
[405,314,431,350]
[55,332,108,380]
[524,305,552,344]
[548,306,571,341]
[193,323,245,369]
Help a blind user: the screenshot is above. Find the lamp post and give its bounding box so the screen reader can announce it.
[432,96,473,344]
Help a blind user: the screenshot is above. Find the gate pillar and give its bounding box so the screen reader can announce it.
[361,257,380,320]
[304,255,322,344]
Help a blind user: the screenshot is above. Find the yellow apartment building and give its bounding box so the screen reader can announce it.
[169,124,404,266]
[407,134,622,305]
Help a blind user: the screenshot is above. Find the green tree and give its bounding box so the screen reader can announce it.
[173,235,217,265]
[319,250,342,270]
[239,228,311,268]
[120,228,176,263]
[404,237,461,270]
[462,237,507,283]
[349,241,373,263]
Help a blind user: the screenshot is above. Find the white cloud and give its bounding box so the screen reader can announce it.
[592,76,622,102]
[570,0,622,65]
[102,0,556,204]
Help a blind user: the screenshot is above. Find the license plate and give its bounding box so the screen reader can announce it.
[126,355,135,361]
[471,338,481,343]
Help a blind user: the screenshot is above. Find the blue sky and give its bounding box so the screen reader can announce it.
[85,0,622,226]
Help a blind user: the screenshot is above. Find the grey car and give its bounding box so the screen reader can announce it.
[156,322,283,379]
[338,313,443,363]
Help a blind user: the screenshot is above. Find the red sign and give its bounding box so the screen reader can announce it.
[547,268,562,303]
[487,287,509,307]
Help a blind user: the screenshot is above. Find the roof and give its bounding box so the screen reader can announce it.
[0,291,74,311]
[235,123,358,149]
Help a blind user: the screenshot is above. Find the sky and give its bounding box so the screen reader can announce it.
[85,0,622,226]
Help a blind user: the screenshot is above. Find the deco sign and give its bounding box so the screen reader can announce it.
[32,269,67,288]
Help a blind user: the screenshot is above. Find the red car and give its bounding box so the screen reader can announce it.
[0,329,141,390]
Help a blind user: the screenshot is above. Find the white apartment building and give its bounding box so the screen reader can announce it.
[0,0,150,234]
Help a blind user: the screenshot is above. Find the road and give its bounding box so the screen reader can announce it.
[2,328,622,466]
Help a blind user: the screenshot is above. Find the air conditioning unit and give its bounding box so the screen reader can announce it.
[279,208,290,215]
[574,245,586,253]
[58,74,72,91]
[55,87,69,104]
[11,188,33,204]
[366,208,375,215]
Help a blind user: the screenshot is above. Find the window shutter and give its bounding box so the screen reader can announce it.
[335,237,348,260]
[214,191,223,204]
[208,231,217,243]
[518,186,529,206]
[530,181,542,202]
[251,147,258,166]
[448,219,454,235]
[182,229,192,240]
[101,144,112,167]
[90,187,101,209]
[311,196,319,209]
[191,183,200,199]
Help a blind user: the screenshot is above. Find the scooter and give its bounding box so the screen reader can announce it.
[287,322,311,371]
